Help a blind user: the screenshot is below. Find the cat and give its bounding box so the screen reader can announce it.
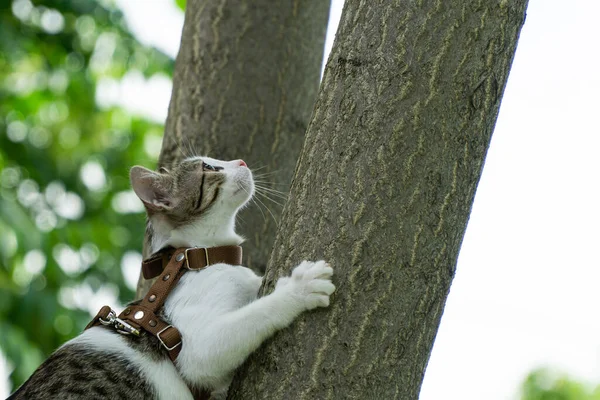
[9,156,335,399]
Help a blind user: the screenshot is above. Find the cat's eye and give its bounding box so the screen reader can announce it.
[202,162,223,172]
[159,167,169,173]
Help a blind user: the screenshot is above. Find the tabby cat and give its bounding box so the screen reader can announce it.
[9,156,335,399]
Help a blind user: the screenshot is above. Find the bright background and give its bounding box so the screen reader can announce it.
[422,0,600,398]
[1,0,599,398]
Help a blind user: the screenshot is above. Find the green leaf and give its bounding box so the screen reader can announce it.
[521,368,600,400]
[175,0,186,11]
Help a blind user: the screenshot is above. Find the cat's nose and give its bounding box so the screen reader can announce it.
[239,160,247,167]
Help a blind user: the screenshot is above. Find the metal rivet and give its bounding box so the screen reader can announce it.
[149,320,157,327]
[134,311,145,320]
[123,308,131,315]
[176,253,185,262]
[163,274,170,281]
[148,294,156,302]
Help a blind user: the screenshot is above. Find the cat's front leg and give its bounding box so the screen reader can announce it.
[179,261,334,385]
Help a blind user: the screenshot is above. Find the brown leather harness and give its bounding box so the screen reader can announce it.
[86,245,243,399]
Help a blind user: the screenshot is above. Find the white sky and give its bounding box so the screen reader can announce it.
[3,0,598,398]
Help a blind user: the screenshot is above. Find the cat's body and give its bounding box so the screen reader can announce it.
[10,156,335,399]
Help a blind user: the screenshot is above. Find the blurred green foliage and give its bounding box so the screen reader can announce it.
[521,369,600,400]
[0,0,175,391]
[175,0,186,11]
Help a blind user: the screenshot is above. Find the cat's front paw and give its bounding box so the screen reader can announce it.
[279,260,335,310]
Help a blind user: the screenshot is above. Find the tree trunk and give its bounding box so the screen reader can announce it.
[228,1,528,399]
[136,1,330,297]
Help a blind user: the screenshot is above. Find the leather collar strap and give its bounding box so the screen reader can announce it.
[142,245,242,279]
[86,245,243,363]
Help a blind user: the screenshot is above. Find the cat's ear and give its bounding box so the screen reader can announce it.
[130,166,175,211]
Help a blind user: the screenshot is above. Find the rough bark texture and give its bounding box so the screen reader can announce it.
[229,0,528,398]
[136,1,330,297]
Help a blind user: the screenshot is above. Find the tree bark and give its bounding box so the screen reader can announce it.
[229,1,528,399]
[136,1,330,297]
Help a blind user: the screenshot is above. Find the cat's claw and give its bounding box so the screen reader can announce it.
[278,260,335,310]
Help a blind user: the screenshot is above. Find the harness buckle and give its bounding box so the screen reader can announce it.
[98,309,140,336]
[98,309,116,326]
[114,317,141,336]
[157,325,182,351]
[184,247,209,270]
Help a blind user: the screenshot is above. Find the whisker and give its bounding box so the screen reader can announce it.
[252,171,280,177]
[238,182,267,222]
[254,183,288,192]
[255,187,287,202]
[256,191,285,207]
[252,198,267,221]
[255,189,288,199]
[175,141,189,160]
[253,181,289,189]
[244,183,270,218]
[254,180,288,187]
[254,185,289,197]
[251,165,270,173]
[238,182,250,197]
[183,136,198,158]
[253,193,278,224]
[253,178,287,184]
[256,192,287,203]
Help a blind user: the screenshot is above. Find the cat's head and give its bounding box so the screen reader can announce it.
[130,156,253,248]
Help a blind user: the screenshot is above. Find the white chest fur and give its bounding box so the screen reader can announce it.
[166,265,263,333]
[163,264,262,389]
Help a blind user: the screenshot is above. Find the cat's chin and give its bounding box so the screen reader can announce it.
[228,193,252,214]
[228,177,254,206]
[232,184,253,199]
